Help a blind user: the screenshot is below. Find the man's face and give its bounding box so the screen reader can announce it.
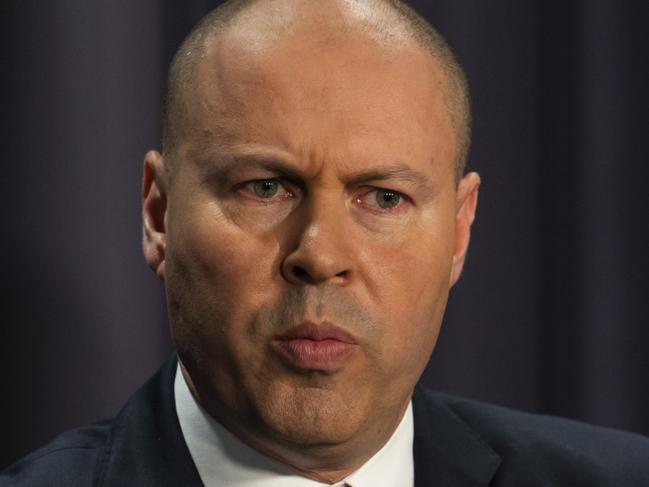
[144,25,478,458]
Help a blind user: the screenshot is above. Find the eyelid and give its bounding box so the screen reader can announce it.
[357,185,410,200]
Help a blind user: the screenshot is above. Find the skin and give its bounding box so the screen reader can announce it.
[142,3,479,483]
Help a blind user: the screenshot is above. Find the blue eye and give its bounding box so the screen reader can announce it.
[355,187,407,212]
[248,180,281,198]
[374,189,402,209]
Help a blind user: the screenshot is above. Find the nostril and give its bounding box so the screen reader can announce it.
[292,266,311,282]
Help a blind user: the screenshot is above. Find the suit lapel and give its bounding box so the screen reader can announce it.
[98,355,204,487]
[412,386,501,487]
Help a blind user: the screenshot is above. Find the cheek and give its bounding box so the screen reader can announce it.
[365,217,455,379]
[165,202,281,358]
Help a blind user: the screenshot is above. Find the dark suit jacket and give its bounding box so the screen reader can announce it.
[2,356,649,486]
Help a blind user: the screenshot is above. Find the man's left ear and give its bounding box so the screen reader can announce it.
[449,171,480,287]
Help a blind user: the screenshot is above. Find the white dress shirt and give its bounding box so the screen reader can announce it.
[174,364,414,487]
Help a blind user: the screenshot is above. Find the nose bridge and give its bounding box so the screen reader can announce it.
[303,188,346,244]
[282,187,353,285]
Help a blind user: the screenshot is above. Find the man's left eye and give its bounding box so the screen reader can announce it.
[358,188,406,210]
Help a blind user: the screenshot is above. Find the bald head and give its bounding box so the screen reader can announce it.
[162,0,471,180]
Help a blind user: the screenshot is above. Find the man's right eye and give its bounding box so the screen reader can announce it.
[240,179,293,201]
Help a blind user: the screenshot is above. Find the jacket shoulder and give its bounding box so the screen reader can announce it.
[0,422,111,487]
[416,387,649,486]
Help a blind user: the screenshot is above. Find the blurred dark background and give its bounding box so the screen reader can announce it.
[2,0,648,469]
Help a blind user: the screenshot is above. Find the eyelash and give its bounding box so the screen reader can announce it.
[236,179,409,213]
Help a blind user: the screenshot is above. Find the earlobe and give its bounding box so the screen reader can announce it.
[449,172,480,287]
[142,150,168,280]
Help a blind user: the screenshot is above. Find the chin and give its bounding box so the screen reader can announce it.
[254,381,367,446]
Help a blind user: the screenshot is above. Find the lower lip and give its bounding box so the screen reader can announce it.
[271,338,357,371]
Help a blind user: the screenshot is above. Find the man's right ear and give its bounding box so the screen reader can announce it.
[142,150,168,280]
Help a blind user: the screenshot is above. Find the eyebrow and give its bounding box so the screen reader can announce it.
[198,149,303,181]
[342,163,435,196]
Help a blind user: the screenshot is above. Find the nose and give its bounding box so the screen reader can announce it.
[281,195,353,286]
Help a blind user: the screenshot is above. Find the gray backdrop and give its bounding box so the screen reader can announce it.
[2,0,648,469]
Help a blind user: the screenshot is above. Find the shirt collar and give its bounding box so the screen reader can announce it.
[175,363,414,487]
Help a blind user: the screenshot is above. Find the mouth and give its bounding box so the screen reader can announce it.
[270,321,359,372]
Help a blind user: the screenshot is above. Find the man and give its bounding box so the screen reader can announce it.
[2,0,648,485]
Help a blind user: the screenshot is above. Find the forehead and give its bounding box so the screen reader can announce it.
[182,24,456,173]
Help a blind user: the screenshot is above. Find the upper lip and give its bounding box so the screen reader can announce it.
[277,321,358,344]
